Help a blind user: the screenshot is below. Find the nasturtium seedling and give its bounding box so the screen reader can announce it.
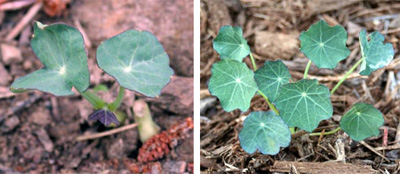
[213,26,250,62]
[300,20,350,69]
[339,103,384,141]
[11,22,89,96]
[275,79,333,132]
[209,19,392,156]
[10,22,174,129]
[359,30,394,75]
[97,30,174,97]
[254,60,291,102]
[239,111,291,155]
[208,59,258,112]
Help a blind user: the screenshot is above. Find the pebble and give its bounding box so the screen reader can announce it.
[1,44,23,65]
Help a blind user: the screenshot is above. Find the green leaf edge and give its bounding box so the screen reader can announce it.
[10,21,90,96]
[339,103,384,141]
[254,60,291,102]
[239,111,291,155]
[274,79,333,132]
[208,59,258,112]
[212,25,251,62]
[299,20,350,69]
[96,29,174,98]
[359,30,394,76]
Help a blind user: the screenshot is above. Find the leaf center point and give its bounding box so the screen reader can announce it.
[59,66,66,75]
[301,92,307,97]
[319,43,324,47]
[260,123,265,127]
[236,78,241,83]
[123,67,132,73]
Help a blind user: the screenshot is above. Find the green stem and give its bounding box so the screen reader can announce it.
[303,60,312,79]
[249,53,258,71]
[108,86,125,112]
[80,90,107,110]
[257,90,279,115]
[309,127,341,136]
[330,59,363,94]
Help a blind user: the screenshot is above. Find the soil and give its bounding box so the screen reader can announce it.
[0,0,193,173]
[201,0,400,173]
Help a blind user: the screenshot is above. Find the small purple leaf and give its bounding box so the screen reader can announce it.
[88,109,120,126]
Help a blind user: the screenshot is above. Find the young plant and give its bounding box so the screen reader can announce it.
[10,22,173,127]
[209,20,394,155]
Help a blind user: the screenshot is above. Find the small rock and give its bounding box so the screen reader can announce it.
[347,22,362,36]
[149,76,193,115]
[332,115,341,122]
[162,161,186,174]
[255,31,299,60]
[1,116,20,132]
[0,63,10,86]
[1,44,23,65]
[22,61,32,70]
[35,128,54,152]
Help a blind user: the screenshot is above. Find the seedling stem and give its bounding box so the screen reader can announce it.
[257,90,279,115]
[330,58,363,94]
[108,86,125,112]
[303,60,312,79]
[80,90,107,110]
[249,52,258,71]
[309,127,341,136]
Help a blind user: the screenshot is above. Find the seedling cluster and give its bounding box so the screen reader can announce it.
[209,20,394,155]
[10,22,173,126]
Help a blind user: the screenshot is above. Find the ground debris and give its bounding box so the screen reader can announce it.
[254,31,299,60]
[270,161,376,174]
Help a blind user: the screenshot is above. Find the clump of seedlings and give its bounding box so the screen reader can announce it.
[208,20,394,154]
[10,22,173,132]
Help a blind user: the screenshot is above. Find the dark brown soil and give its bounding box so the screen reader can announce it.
[201,0,400,173]
[0,0,193,173]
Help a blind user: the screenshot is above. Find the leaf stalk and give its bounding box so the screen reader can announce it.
[249,53,258,71]
[303,60,312,79]
[257,90,279,115]
[80,90,107,110]
[309,127,341,136]
[330,59,363,94]
[108,86,125,111]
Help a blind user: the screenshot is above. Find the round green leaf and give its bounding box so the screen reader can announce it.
[359,30,394,76]
[340,103,384,141]
[254,60,291,102]
[239,111,291,155]
[96,30,174,97]
[275,79,333,132]
[10,22,89,96]
[208,59,258,112]
[213,26,250,62]
[300,20,350,69]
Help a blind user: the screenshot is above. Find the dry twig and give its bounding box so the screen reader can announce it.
[5,2,43,41]
[76,123,138,141]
